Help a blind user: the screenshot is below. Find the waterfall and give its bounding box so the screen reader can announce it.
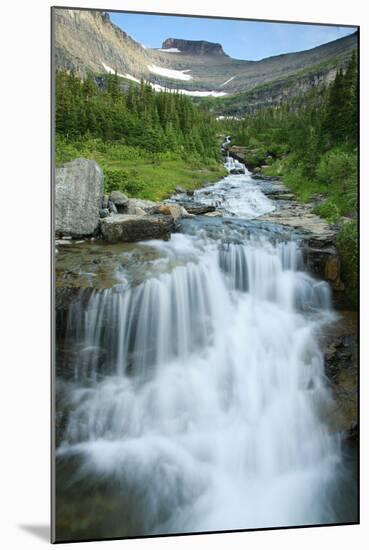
[194,164,275,219]
[56,230,341,535]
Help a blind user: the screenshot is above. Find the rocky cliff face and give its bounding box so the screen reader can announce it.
[54,9,152,78]
[162,38,227,57]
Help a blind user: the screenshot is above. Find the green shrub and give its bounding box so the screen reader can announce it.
[262,159,285,176]
[103,168,144,196]
[266,143,289,158]
[336,221,358,308]
[316,148,357,189]
[249,136,261,147]
[313,200,340,223]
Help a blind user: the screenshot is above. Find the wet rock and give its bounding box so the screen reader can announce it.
[108,199,118,214]
[159,203,192,220]
[264,189,295,201]
[204,211,222,217]
[99,208,110,218]
[258,194,345,297]
[102,194,109,209]
[175,202,216,215]
[55,379,72,447]
[345,422,358,445]
[55,158,104,238]
[321,312,358,440]
[325,256,341,282]
[305,246,344,294]
[100,214,176,243]
[109,191,129,212]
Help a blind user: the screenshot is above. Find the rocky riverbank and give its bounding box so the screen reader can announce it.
[54,156,358,444]
[257,188,346,304]
[55,156,353,310]
[55,158,196,246]
[320,311,358,443]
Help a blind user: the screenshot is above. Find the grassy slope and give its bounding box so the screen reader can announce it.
[56,138,226,202]
[102,158,226,201]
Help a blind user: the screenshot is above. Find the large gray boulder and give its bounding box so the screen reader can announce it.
[100,214,176,243]
[55,158,104,238]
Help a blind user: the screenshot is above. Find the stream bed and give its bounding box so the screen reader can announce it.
[54,160,358,541]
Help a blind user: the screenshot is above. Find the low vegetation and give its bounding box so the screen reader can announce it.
[56,136,225,201]
[55,70,225,200]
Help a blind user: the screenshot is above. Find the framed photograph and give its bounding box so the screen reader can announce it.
[51,5,359,543]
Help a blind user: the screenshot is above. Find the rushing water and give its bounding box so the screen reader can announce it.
[55,161,350,541]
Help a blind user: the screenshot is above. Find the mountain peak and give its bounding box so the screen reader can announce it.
[161,38,228,57]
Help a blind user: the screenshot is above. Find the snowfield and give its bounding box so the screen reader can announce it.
[102,62,227,97]
[158,48,181,53]
[102,63,140,83]
[148,64,193,81]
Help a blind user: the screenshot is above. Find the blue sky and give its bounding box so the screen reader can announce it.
[109,12,357,61]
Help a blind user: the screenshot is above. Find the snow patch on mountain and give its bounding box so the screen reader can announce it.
[158,48,181,53]
[102,62,227,97]
[102,63,140,83]
[220,75,236,87]
[148,64,193,81]
[179,89,228,97]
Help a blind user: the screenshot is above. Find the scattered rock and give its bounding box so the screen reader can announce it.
[102,194,109,209]
[55,158,104,238]
[108,200,118,214]
[55,239,72,246]
[159,203,191,220]
[124,198,157,215]
[100,214,176,243]
[204,211,222,217]
[175,202,216,215]
[321,312,358,439]
[109,191,129,212]
[99,208,110,218]
[126,205,146,216]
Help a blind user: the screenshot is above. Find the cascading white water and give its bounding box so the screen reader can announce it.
[57,226,341,535]
[194,161,275,218]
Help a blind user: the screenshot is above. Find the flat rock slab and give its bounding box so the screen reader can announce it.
[175,202,216,215]
[100,214,176,243]
[258,201,335,242]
